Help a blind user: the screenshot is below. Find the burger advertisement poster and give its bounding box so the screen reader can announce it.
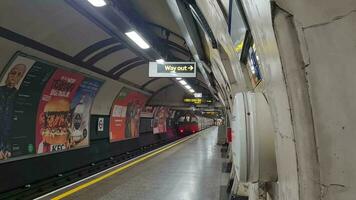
[109,87,147,142]
[36,70,102,154]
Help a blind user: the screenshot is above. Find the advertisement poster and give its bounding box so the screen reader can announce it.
[140,106,155,118]
[110,87,147,142]
[35,69,86,154]
[10,61,56,158]
[0,55,36,160]
[153,107,170,134]
[69,78,102,148]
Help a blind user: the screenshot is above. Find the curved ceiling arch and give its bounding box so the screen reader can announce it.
[74,37,118,60]
[85,44,126,65]
[140,77,163,89]
[115,61,147,78]
[109,57,144,74]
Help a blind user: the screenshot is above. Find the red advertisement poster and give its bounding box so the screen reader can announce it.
[35,69,85,153]
[153,107,170,134]
[110,87,147,142]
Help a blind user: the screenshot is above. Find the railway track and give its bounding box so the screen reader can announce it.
[0,136,183,200]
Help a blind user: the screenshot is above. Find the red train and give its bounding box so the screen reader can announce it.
[176,113,214,135]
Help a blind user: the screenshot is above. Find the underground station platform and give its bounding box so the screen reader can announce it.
[1,0,354,200]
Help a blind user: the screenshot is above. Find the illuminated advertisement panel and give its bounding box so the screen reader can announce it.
[35,73,102,153]
[110,87,148,142]
[0,53,102,161]
[35,69,85,153]
[153,107,170,134]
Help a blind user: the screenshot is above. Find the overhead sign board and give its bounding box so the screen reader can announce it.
[183,98,213,105]
[184,98,202,104]
[149,62,196,78]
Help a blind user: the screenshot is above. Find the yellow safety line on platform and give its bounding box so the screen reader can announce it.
[51,133,200,200]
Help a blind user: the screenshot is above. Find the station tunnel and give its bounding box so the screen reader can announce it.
[0,0,355,200]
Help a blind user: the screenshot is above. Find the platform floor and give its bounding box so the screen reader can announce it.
[50,127,227,200]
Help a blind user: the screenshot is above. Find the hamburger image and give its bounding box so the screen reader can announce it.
[41,98,71,145]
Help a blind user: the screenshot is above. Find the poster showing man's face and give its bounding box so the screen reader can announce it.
[0,55,35,89]
[5,64,26,88]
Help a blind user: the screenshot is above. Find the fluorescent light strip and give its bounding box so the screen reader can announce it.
[185,85,192,89]
[176,78,182,80]
[189,89,195,93]
[125,31,150,49]
[88,0,107,7]
[179,80,187,85]
[156,59,164,64]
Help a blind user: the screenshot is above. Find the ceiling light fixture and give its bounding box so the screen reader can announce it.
[176,78,182,80]
[156,59,165,64]
[189,89,195,93]
[88,0,107,7]
[185,85,192,89]
[125,31,150,49]
[194,93,202,98]
[179,80,187,85]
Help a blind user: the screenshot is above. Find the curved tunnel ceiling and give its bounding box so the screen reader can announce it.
[0,0,210,97]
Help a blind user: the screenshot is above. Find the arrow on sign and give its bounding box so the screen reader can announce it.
[188,66,194,71]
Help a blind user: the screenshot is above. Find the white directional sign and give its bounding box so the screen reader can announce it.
[149,62,196,78]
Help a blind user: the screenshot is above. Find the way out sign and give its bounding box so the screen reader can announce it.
[149,62,196,78]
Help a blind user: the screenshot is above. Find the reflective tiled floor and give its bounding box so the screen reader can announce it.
[63,127,226,200]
